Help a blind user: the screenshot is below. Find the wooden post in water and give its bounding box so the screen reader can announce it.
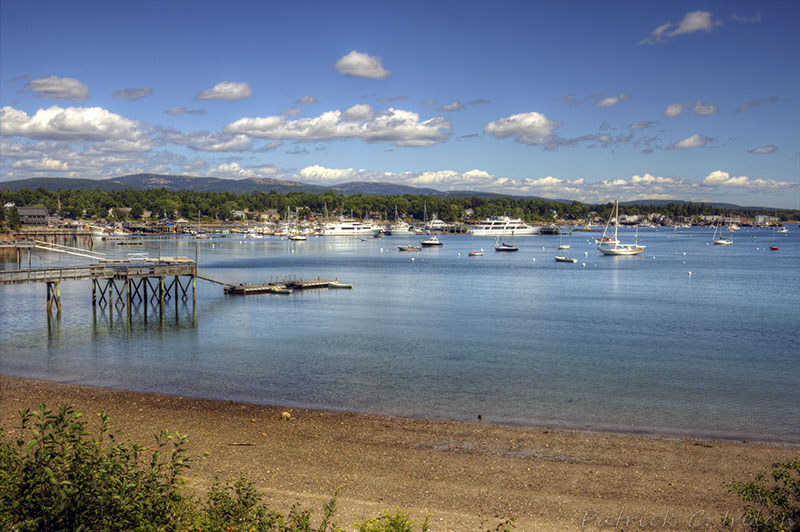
[56,282,61,313]
[108,280,114,319]
[92,279,96,306]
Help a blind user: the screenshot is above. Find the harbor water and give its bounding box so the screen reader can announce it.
[1,226,798,441]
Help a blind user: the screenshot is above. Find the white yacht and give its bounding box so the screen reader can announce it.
[468,216,539,236]
[321,220,382,236]
[389,220,415,235]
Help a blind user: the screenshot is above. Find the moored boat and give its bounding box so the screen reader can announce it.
[554,255,578,263]
[468,216,539,236]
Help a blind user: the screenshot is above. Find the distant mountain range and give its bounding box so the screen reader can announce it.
[0,173,762,209]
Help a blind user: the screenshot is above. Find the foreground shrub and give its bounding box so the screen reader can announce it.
[0,404,191,531]
[1,404,482,532]
[728,455,800,531]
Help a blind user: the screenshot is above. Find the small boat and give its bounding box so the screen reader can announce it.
[468,249,484,256]
[712,224,732,245]
[494,236,518,252]
[288,234,307,241]
[777,226,788,234]
[398,245,421,251]
[420,235,443,246]
[558,244,570,250]
[596,200,645,256]
[554,256,578,263]
[770,246,779,251]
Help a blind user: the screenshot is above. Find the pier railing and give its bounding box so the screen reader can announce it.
[0,262,197,285]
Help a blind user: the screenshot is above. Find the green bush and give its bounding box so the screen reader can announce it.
[1,404,492,532]
[728,455,800,531]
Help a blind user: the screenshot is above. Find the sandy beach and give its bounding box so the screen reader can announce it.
[1,375,796,531]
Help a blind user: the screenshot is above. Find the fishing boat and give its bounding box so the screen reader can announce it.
[398,244,421,251]
[597,201,645,256]
[554,256,578,263]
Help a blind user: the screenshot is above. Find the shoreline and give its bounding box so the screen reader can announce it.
[2,375,798,531]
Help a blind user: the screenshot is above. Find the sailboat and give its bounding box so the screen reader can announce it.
[597,201,645,255]
[494,235,518,252]
[558,231,570,250]
[712,218,732,245]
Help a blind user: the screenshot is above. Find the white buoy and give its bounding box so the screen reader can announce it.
[411,257,415,262]
[531,258,536,262]
[542,246,545,250]
[683,252,686,256]
[457,252,461,256]
[688,271,692,276]
[582,262,586,267]
[584,251,588,256]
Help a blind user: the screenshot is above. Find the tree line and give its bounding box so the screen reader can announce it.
[1,187,797,224]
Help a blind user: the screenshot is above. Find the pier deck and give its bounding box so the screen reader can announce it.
[223,278,352,295]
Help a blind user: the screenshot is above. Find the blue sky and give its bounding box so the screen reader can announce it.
[1,0,798,208]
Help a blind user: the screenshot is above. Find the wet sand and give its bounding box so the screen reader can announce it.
[1,375,796,531]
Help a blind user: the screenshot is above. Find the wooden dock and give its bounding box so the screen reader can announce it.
[223,278,352,295]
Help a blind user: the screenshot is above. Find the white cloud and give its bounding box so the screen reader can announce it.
[113,87,153,101]
[1,105,148,142]
[224,107,451,147]
[749,145,776,155]
[629,120,655,129]
[484,112,561,145]
[668,134,713,149]
[342,104,373,121]
[282,108,302,116]
[334,50,390,79]
[295,95,319,105]
[163,106,206,115]
[438,101,466,112]
[207,162,282,179]
[159,128,253,152]
[299,165,359,182]
[703,170,792,189]
[736,96,779,113]
[670,11,719,36]
[640,11,721,44]
[692,101,719,115]
[195,81,253,101]
[731,12,762,23]
[11,157,69,171]
[594,93,630,108]
[664,103,684,118]
[25,76,89,101]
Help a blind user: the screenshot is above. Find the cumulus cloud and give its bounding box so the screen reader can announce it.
[25,76,89,101]
[207,161,280,179]
[295,95,319,105]
[159,128,252,152]
[664,103,684,118]
[484,112,561,145]
[594,93,631,108]
[334,50,390,79]
[749,145,776,155]
[1,105,148,143]
[113,87,153,101]
[692,101,719,115]
[736,96,779,113]
[438,101,466,112]
[195,81,253,101]
[702,170,792,189]
[163,106,206,115]
[299,165,359,182]
[640,10,721,44]
[667,134,713,149]
[11,157,70,171]
[224,107,450,147]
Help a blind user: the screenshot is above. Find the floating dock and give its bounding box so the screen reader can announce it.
[223,278,352,295]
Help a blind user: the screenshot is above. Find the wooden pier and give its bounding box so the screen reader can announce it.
[0,258,197,314]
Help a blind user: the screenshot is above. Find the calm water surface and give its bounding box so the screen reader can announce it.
[2,227,798,441]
